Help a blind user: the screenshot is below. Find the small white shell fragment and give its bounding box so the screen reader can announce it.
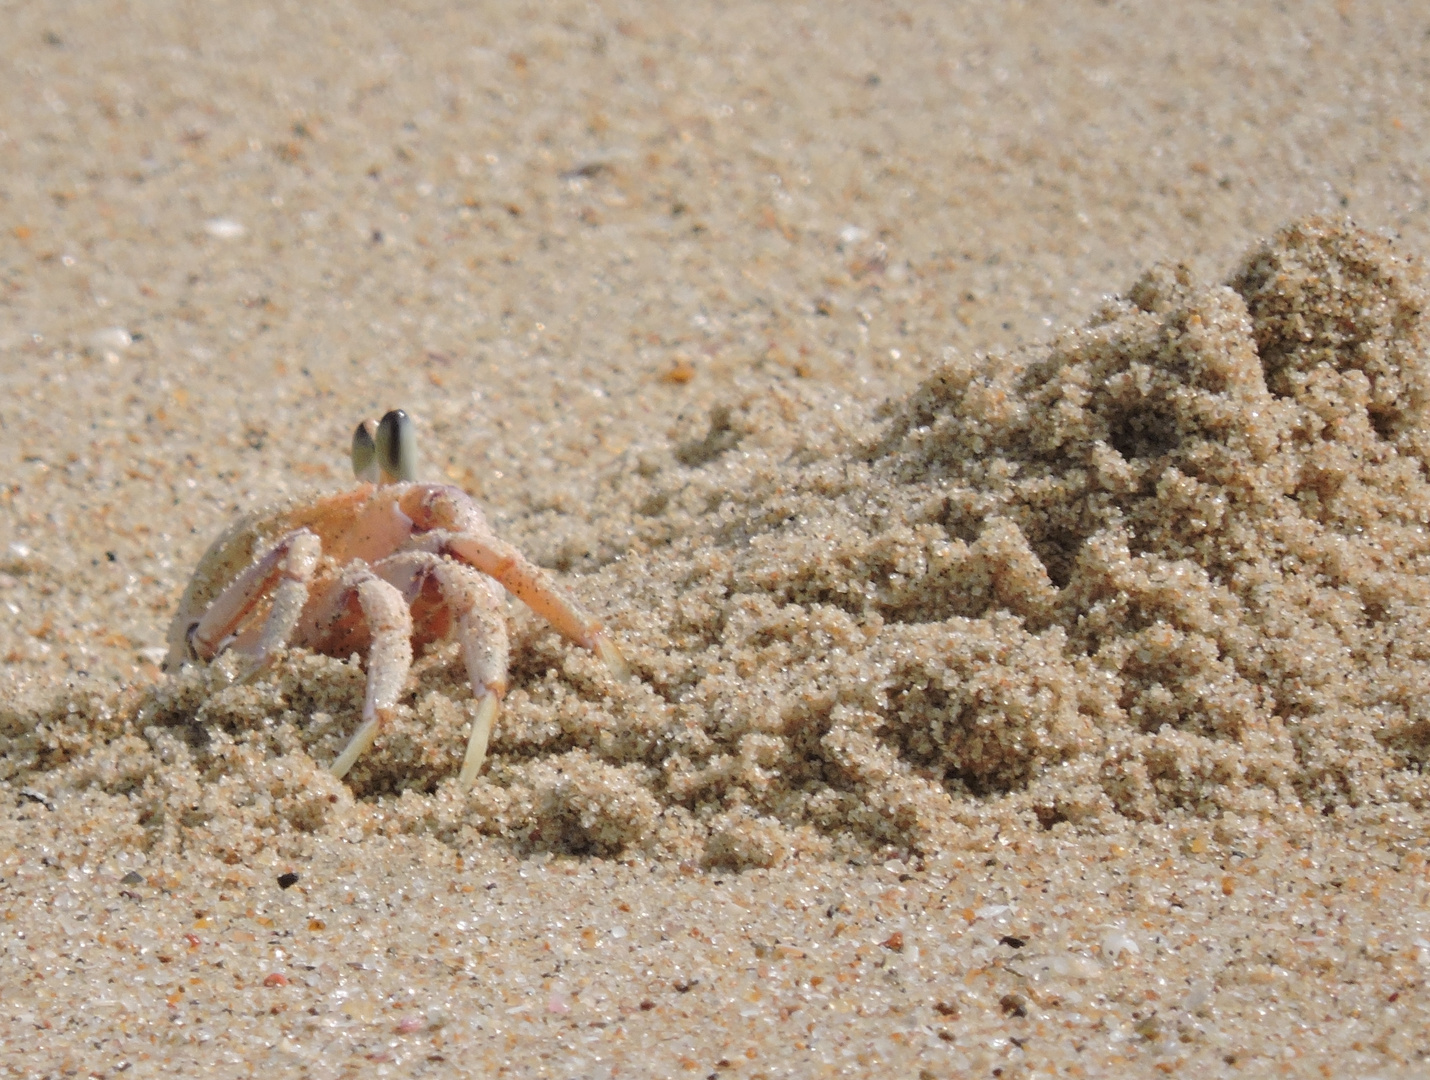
[1010,950,1102,982]
[88,327,133,362]
[974,903,1011,921]
[1101,927,1140,960]
[1054,952,1102,979]
[204,217,246,239]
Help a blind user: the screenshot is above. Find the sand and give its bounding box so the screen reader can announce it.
[4,1,1430,1076]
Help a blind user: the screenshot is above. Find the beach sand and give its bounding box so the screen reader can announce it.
[4,2,1430,1075]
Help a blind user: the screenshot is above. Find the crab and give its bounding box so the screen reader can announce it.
[163,409,627,785]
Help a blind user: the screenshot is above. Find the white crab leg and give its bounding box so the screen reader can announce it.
[373,553,510,783]
[328,570,414,779]
[188,528,321,663]
[461,694,501,787]
[442,532,629,680]
[446,567,509,784]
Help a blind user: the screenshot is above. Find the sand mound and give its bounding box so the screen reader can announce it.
[10,217,1430,868]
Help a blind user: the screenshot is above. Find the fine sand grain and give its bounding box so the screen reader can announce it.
[5,3,1430,1077]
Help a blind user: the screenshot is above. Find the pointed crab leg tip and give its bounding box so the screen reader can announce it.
[593,634,630,682]
[458,692,501,787]
[328,754,356,781]
[329,716,382,780]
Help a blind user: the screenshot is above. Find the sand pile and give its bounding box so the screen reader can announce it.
[9,217,1430,868]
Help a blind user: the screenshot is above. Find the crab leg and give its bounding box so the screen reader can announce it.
[188,529,321,663]
[373,553,510,784]
[442,532,629,681]
[447,569,509,784]
[328,570,414,779]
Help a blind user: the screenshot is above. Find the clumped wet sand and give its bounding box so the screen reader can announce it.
[4,2,1430,1076]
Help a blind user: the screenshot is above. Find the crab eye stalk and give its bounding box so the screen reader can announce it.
[376,409,418,484]
[351,418,379,482]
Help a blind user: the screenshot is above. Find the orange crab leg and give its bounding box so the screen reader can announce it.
[394,484,629,681]
[443,532,629,681]
[188,529,321,663]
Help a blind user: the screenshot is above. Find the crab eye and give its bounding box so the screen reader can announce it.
[376,409,417,483]
[351,418,379,482]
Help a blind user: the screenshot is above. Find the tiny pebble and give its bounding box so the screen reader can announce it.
[204,217,246,239]
[88,327,132,355]
[1102,929,1140,960]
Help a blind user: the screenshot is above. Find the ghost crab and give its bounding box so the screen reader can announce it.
[164,410,627,785]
